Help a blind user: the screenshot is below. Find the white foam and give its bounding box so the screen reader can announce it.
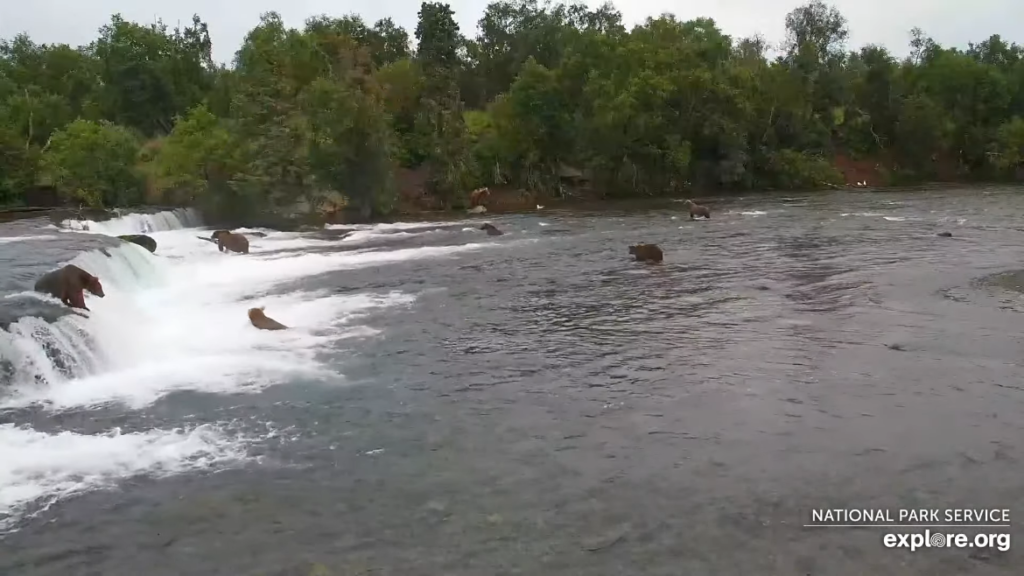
[0,423,250,532]
[739,210,767,216]
[252,236,338,251]
[341,229,443,244]
[1,211,505,524]
[0,235,60,244]
[59,208,201,235]
[328,220,466,231]
[2,228,500,409]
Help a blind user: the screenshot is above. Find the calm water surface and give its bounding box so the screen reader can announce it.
[1,187,1024,575]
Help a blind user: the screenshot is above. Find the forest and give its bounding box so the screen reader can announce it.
[2,0,1024,222]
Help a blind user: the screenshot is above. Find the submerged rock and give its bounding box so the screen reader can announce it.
[118,234,157,253]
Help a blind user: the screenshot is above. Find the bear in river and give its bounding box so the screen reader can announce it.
[211,230,250,254]
[248,307,288,330]
[34,265,105,311]
[683,199,711,220]
[628,243,664,263]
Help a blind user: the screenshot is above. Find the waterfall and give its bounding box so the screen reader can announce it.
[59,207,202,235]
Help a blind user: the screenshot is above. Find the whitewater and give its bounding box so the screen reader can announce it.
[0,209,512,532]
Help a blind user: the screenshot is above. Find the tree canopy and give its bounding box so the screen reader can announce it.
[3,1,1024,218]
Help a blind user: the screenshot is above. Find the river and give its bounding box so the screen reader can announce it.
[1,187,1022,575]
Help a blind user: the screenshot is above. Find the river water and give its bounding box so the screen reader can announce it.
[1,187,1022,575]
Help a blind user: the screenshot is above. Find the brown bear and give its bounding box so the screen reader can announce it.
[480,223,504,236]
[628,243,664,263]
[683,199,711,220]
[34,264,105,311]
[248,307,288,330]
[468,187,491,208]
[211,230,250,254]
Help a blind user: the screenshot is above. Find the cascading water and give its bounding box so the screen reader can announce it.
[0,206,504,533]
[58,207,203,236]
[0,207,258,532]
[2,209,195,389]
[0,242,166,388]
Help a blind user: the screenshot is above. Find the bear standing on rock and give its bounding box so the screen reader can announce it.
[34,265,105,311]
[629,243,664,263]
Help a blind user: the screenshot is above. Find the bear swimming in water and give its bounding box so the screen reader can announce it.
[628,243,664,263]
[480,223,504,236]
[34,265,105,311]
[248,307,287,330]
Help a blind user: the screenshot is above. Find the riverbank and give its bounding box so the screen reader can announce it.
[1,178,1010,231]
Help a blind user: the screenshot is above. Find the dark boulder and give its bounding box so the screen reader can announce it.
[118,234,158,253]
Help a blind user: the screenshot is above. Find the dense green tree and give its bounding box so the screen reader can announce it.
[302,76,397,218]
[92,14,214,136]
[39,119,142,207]
[3,1,1024,217]
[149,104,243,207]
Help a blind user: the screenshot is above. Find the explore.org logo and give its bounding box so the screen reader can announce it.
[804,508,1012,553]
[882,530,1011,553]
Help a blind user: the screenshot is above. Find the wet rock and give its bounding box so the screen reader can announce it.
[936,231,953,237]
[118,234,157,253]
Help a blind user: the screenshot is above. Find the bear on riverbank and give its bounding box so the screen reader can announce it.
[34,265,105,311]
[629,243,663,263]
[469,187,491,208]
[248,307,288,330]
